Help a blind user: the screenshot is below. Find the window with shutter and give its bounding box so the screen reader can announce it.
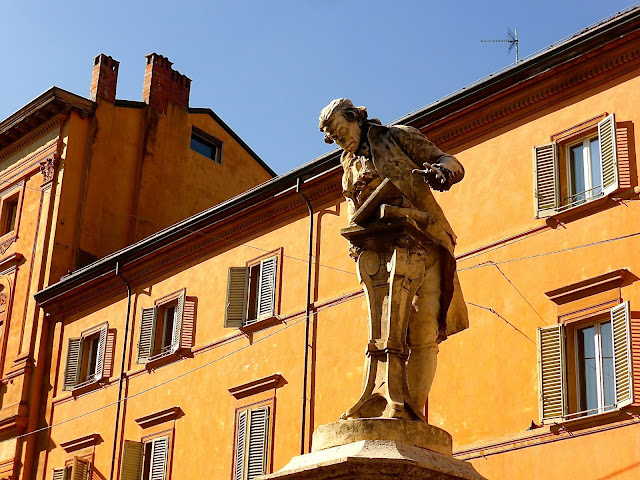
[63,323,113,391]
[537,300,634,423]
[120,440,143,480]
[225,252,281,330]
[138,289,193,364]
[52,467,68,480]
[233,406,271,480]
[533,113,622,217]
[70,457,90,480]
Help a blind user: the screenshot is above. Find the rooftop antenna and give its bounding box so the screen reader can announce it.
[481,28,519,63]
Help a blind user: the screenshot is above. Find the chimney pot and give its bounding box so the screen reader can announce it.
[90,53,119,103]
[142,53,191,113]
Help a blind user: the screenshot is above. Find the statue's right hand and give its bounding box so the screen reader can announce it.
[412,162,447,187]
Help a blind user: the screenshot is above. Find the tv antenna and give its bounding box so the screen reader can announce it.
[481,28,519,63]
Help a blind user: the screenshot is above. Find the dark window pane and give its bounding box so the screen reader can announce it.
[570,144,586,203]
[191,134,218,161]
[590,138,602,195]
[577,325,598,413]
[600,321,615,408]
[162,306,176,348]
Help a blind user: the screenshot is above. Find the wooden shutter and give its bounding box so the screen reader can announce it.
[538,324,566,422]
[246,406,270,480]
[138,307,157,363]
[171,290,186,353]
[94,324,109,381]
[52,468,67,480]
[149,436,169,480]
[180,298,196,349]
[70,457,90,480]
[611,301,633,408]
[533,143,559,218]
[120,440,143,480]
[225,267,249,328]
[103,330,116,378]
[257,257,277,319]
[63,337,82,390]
[598,113,619,196]
[234,410,247,480]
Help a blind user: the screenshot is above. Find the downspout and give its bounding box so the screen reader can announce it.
[110,261,132,480]
[296,178,314,455]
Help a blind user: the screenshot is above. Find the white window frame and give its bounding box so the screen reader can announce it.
[573,319,614,416]
[566,136,601,207]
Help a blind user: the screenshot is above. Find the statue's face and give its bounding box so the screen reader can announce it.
[323,113,361,154]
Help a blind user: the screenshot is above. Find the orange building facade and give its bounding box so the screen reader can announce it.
[31,7,640,480]
[0,53,274,480]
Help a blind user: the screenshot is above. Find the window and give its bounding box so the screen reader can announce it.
[537,301,633,423]
[1,196,18,236]
[137,290,195,363]
[224,253,280,329]
[190,127,222,163]
[63,324,109,391]
[119,436,170,480]
[233,405,271,480]
[52,457,91,480]
[533,113,619,217]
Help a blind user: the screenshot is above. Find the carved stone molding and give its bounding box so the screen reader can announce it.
[0,237,15,256]
[39,153,57,184]
[60,433,102,452]
[228,374,287,400]
[135,406,184,429]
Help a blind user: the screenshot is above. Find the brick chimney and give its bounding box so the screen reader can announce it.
[89,54,119,103]
[142,53,191,113]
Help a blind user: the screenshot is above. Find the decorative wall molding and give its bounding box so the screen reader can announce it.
[0,457,15,480]
[60,433,102,452]
[0,116,63,162]
[135,406,183,429]
[545,269,628,305]
[431,47,640,147]
[39,153,57,184]
[228,373,287,400]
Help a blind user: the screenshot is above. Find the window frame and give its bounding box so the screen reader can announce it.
[62,322,109,392]
[538,300,633,424]
[231,398,275,480]
[137,289,195,365]
[224,249,283,333]
[533,113,620,218]
[565,135,602,208]
[119,430,173,480]
[0,181,24,244]
[190,127,223,164]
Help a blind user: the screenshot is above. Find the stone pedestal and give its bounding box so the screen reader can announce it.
[257,439,486,480]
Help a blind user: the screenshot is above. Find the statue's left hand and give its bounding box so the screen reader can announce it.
[412,162,447,188]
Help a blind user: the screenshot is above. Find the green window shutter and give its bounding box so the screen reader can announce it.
[52,468,67,480]
[538,324,566,422]
[598,113,619,196]
[246,406,270,480]
[611,301,633,408]
[257,257,277,320]
[533,143,559,218]
[225,267,249,328]
[94,324,109,382]
[180,298,196,349]
[138,307,158,363]
[120,440,143,480]
[70,457,90,480]
[234,410,247,480]
[63,337,82,390]
[171,290,186,353]
[149,436,169,480]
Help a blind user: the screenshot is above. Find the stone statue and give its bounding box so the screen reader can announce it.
[318,98,469,422]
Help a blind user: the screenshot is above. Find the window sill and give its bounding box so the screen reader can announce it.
[549,407,631,433]
[240,316,282,335]
[547,193,617,222]
[141,349,191,369]
[68,378,105,396]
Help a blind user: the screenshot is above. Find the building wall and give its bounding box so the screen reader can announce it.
[34,21,640,480]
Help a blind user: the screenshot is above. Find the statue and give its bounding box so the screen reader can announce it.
[318,99,469,422]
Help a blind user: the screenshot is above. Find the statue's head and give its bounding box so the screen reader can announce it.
[319,98,368,154]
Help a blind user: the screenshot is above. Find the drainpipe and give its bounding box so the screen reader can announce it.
[296,178,314,455]
[110,261,132,480]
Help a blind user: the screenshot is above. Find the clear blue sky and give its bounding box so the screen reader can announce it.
[1,1,637,174]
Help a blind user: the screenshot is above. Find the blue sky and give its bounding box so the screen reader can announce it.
[1,1,637,174]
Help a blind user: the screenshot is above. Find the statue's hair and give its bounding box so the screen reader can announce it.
[318,98,368,131]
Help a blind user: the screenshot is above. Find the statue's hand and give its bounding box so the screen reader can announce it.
[412,162,447,188]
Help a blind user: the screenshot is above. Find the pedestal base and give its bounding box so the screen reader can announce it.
[312,418,452,456]
[257,440,487,480]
